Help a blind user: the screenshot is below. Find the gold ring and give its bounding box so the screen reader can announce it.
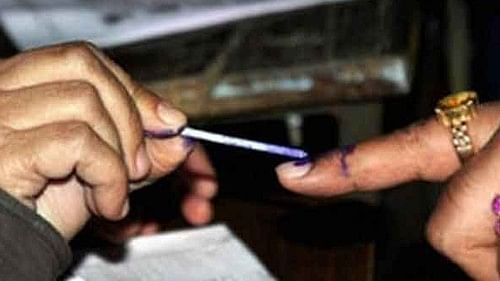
[435,91,478,161]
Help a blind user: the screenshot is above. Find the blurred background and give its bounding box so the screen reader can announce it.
[1,0,499,280]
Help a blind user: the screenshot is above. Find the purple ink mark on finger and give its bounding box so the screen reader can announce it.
[183,137,197,149]
[492,195,500,216]
[294,158,311,166]
[491,195,500,235]
[495,219,500,236]
[144,129,176,138]
[144,128,182,139]
[339,144,356,177]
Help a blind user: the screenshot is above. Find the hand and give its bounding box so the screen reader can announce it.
[0,42,200,239]
[93,143,218,243]
[275,102,499,280]
[178,143,218,225]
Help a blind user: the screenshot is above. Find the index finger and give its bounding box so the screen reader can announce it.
[275,102,499,196]
[85,45,191,179]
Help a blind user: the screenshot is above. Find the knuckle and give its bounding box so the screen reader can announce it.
[67,80,96,93]
[425,217,472,261]
[59,83,122,151]
[425,219,445,252]
[105,155,127,180]
[61,42,100,72]
[68,82,103,115]
[62,121,96,149]
[399,124,425,156]
[71,121,94,139]
[395,122,429,179]
[72,40,98,51]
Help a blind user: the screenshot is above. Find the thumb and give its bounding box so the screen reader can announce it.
[133,86,187,134]
[132,85,192,181]
[425,129,500,280]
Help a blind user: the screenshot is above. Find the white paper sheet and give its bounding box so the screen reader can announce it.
[64,224,276,281]
[0,0,354,49]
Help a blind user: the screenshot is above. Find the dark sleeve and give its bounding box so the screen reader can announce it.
[0,188,72,281]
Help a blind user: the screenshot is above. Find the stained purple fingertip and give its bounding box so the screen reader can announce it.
[492,195,500,216]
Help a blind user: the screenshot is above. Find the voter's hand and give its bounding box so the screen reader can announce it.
[276,103,499,280]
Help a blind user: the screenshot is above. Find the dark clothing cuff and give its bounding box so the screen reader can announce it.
[0,188,72,281]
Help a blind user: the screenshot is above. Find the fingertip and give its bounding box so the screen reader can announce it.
[181,195,213,226]
[120,200,130,219]
[145,135,192,177]
[191,179,218,199]
[93,182,129,221]
[275,160,313,185]
[139,222,161,236]
[275,156,349,196]
[157,102,187,131]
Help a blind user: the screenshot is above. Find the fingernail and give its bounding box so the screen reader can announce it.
[135,143,151,178]
[194,180,218,199]
[157,102,187,129]
[275,159,312,179]
[120,200,130,219]
[492,195,500,216]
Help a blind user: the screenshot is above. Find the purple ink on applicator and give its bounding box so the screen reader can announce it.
[144,127,309,160]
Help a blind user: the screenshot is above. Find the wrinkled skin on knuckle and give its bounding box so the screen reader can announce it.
[61,121,96,156]
[59,42,101,75]
[0,130,43,202]
[425,217,470,265]
[68,82,118,140]
[426,223,484,279]
[57,44,143,174]
[394,123,429,179]
[68,82,102,115]
[0,92,16,125]
[426,190,483,270]
[60,121,127,189]
[426,217,449,256]
[390,118,455,182]
[64,41,101,58]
